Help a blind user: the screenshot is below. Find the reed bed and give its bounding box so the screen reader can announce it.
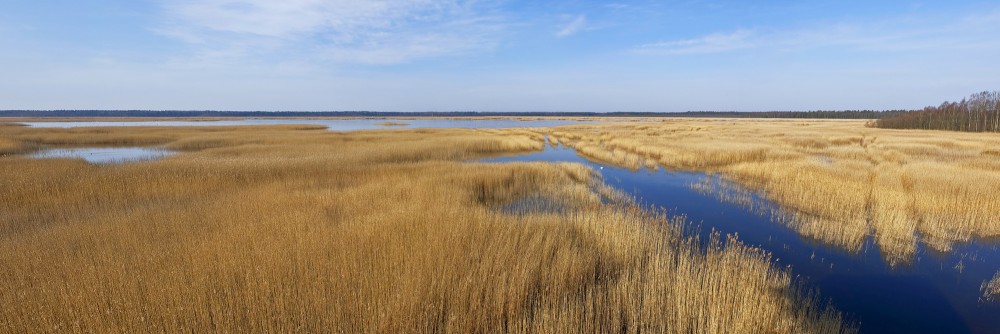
[0,125,852,333]
[0,138,25,156]
[548,119,1000,264]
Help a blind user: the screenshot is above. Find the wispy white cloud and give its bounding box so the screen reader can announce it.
[633,10,1000,56]
[157,0,506,64]
[633,29,754,55]
[604,3,630,11]
[555,15,587,38]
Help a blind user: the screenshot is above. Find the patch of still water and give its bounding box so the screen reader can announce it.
[29,147,174,164]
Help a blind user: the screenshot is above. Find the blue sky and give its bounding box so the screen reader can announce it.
[2,0,999,111]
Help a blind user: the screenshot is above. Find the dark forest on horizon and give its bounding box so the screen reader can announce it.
[874,91,1000,132]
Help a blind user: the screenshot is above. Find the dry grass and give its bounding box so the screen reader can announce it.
[0,137,25,155]
[0,124,851,333]
[0,123,28,155]
[549,119,1000,265]
[984,271,1000,302]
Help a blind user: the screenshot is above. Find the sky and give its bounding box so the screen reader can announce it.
[1,0,999,112]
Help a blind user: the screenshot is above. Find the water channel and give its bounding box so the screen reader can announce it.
[485,144,1000,334]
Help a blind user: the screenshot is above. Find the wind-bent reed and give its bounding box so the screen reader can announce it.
[985,271,1000,302]
[0,123,852,333]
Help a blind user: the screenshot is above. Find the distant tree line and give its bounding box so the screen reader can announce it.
[0,109,904,119]
[874,91,1000,132]
[671,110,905,119]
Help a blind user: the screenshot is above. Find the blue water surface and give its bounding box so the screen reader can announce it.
[22,118,592,131]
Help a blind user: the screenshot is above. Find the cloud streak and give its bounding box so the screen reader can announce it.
[157,0,506,64]
[633,30,754,55]
[555,15,587,38]
[633,10,1000,56]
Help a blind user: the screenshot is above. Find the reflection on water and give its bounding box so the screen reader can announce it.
[29,147,174,164]
[484,145,1000,334]
[23,119,591,131]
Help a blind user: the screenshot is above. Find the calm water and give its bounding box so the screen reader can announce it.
[22,118,590,131]
[485,145,1000,334]
[29,147,174,164]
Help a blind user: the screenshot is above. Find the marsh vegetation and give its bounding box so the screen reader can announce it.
[547,119,1000,267]
[0,123,853,333]
[985,271,1000,301]
[491,140,1000,332]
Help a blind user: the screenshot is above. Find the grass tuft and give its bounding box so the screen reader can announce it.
[984,271,1000,302]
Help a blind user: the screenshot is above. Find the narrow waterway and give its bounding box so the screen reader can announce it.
[485,144,1000,334]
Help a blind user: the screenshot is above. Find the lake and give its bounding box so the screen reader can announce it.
[20,118,592,131]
